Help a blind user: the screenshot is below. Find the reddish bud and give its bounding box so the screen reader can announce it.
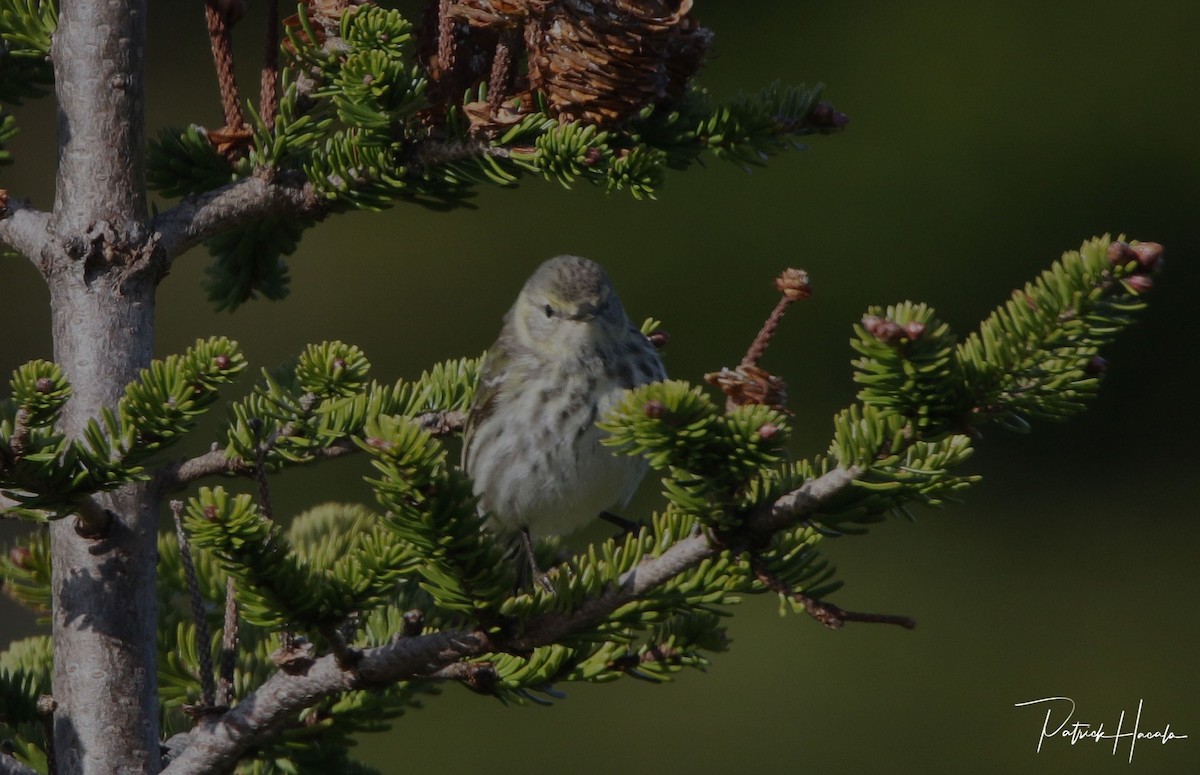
[8,546,31,568]
[402,609,425,637]
[643,400,666,419]
[34,377,54,393]
[214,354,231,370]
[1124,274,1154,294]
[862,315,904,345]
[756,422,780,441]
[903,321,926,341]
[202,505,219,522]
[809,101,850,130]
[1107,240,1137,267]
[646,329,670,349]
[1130,241,1164,273]
[1084,355,1108,376]
[583,147,603,166]
[332,357,347,371]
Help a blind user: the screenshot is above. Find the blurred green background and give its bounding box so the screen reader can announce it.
[3,1,1198,772]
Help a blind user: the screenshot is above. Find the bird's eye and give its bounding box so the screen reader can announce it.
[543,304,554,318]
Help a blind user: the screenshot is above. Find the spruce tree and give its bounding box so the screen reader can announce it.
[0,2,1164,773]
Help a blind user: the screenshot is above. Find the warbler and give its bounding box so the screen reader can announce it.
[462,255,666,577]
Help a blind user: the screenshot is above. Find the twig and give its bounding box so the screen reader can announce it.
[216,577,238,708]
[416,409,466,436]
[150,174,321,267]
[741,268,811,368]
[749,554,915,631]
[435,0,456,82]
[260,0,280,131]
[157,438,356,493]
[203,0,245,133]
[319,624,361,670]
[158,412,464,493]
[171,500,217,707]
[253,441,274,522]
[487,30,516,113]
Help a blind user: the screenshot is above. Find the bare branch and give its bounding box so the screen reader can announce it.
[157,412,464,492]
[156,438,357,493]
[0,201,53,273]
[149,175,323,267]
[160,467,857,774]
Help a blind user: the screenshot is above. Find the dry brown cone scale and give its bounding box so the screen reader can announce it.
[426,0,711,133]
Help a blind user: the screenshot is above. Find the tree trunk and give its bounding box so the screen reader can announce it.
[47,0,160,771]
[48,275,159,774]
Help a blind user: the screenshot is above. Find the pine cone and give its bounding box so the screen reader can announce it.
[527,0,711,125]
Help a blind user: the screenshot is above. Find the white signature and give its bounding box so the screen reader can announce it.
[1014,696,1188,763]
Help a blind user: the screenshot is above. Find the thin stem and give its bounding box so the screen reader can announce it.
[216,577,239,708]
[750,554,915,631]
[157,411,464,492]
[204,0,245,131]
[260,0,280,131]
[741,268,810,368]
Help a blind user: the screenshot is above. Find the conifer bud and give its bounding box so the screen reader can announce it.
[214,354,231,370]
[756,422,779,441]
[903,321,926,341]
[1130,241,1164,273]
[1107,240,1136,267]
[34,377,54,393]
[8,545,31,568]
[646,329,670,349]
[862,315,904,345]
[1125,274,1153,294]
[1084,355,1108,376]
[643,400,666,419]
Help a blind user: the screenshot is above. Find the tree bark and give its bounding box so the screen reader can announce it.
[46,0,161,772]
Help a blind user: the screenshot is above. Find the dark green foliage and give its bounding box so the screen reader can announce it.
[0,635,50,771]
[0,236,1158,773]
[0,0,55,105]
[853,302,965,437]
[0,527,49,615]
[0,111,17,165]
[360,413,514,615]
[202,215,308,311]
[602,381,792,529]
[184,493,416,630]
[0,338,244,519]
[958,235,1151,425]
[147,124,241,199]
[0,0,55,170]
[140,4,841,309]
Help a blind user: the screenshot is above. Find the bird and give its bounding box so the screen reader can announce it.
[462,255,666,586]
